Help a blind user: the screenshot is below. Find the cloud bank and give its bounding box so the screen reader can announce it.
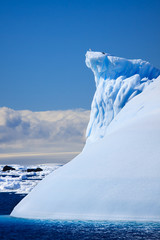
[0,107,90,163]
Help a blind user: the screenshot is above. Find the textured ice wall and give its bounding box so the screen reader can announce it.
[86,51,160,142]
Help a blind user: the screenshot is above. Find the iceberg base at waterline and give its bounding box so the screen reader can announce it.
[11,52,160,221]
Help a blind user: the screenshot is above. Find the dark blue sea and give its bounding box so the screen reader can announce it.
[0,193,160,240]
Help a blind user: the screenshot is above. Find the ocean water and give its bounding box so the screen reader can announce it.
[0,192,26,215]
[0,193,160,240]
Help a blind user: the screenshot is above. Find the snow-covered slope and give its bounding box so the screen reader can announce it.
[11,52,160,221]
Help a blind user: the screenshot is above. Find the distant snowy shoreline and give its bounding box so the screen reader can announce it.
[0,152,79,165]
[0,164,62,194]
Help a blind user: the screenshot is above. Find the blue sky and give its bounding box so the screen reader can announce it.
[1,0,160,111]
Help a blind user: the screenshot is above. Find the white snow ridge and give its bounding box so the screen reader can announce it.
[11,51,160,221]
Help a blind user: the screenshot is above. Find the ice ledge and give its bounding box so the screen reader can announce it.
[86,51,160,87]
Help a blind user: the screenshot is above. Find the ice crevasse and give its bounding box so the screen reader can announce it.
[11,51,160,221]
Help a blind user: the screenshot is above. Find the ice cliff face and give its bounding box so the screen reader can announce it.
[86,51,160,142]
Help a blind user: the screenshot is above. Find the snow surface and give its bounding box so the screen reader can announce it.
[0,164,60,194]
[11,52,160,221]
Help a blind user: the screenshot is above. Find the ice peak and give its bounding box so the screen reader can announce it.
[86,51,160,87]
[86,51,160,142]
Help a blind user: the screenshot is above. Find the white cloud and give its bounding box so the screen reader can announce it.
[0,107,90,163]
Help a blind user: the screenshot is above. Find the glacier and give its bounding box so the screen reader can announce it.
[11,51,160,221]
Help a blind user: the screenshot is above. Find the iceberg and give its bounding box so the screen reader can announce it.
[11,51,160,221]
